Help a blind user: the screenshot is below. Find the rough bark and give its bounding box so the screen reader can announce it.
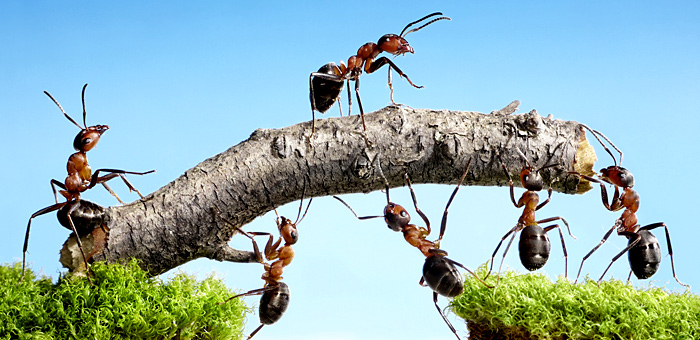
[61,103,595,276]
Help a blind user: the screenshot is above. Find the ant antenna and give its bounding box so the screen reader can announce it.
[515,147,533,168]
[81,83,88,129]
[294,180,313,225]
[374,154,391,204]
[45,90,85,130]
[400,12,451,38]
[580,124,623,167]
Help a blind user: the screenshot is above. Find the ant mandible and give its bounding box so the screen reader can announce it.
[308,12,450,138]
[572,126,687,287]
[215,188,312,340]
[21,84,155,283]
[483,148,574,286]
[334,158,491,340]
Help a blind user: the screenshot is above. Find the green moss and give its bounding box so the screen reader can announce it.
[0,261,248,340]
[453,268,700,340]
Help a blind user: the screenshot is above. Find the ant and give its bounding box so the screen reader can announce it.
[308,12,450,138]
[483,148,574,286]
[215,188,312,340]
[572,126,687,287]
[334,158,490,340]
[21,84,155,283]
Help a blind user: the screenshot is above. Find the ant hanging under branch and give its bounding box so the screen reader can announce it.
[21,84,155,284]
[309,12,450,139]
[572,125,687,287]
[334,158,490,340]
[483,148,575,287]
[215,185,312,340]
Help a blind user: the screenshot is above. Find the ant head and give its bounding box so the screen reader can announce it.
[600,166,635,188]
[73,125,109,152]
[520,166,545,191]
[384,202,410,232]
[377,34,413,56]
[45,84,108,152]
[277,216,299,245]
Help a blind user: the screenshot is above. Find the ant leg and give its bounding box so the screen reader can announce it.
[597,231,640,283]
[90,168,155,202]
[100,179,125,204]
[569,172,620,211]
[346,79,352,117]
[640,222,688,288]
[353,78,367,132]
[542,224,568,279]
[332,196,384,220]
[247,323,266,340]
[64,201,93,284]
[21,203,66,282]
[535,187,553,210]
[212,207,272,264]
[217,286,274,305]
[448,257,493,289]
[575,224,616,283]
[387,67,397,105]
[497,158,519,208]
[404,173,431,235]
[483,225,518,280]
[365,57,423,89]
[537,216,576,240]
[437,159,472,245]
[432,291,462,340]
[50,179,67,204]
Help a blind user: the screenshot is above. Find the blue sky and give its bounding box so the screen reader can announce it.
[2,1,699,339]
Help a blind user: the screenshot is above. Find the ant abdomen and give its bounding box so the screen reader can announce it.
[628,230,661,279]
[259,282,290,325]
[422,256,463,298]
[57,200,106,235]
[518,225,551,271]
[310,62,344,113]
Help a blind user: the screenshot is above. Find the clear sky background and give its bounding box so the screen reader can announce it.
[2,1,699,339]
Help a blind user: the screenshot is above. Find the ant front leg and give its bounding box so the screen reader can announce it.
[499,160,519,208]
[89,168,155,203]
[437,159,472,246]
[639,222,688,288]
[404,173,431,235]
[50,179,68,204]
[571,172,621,211]
[575,224,616,283]
[366,57,423,104]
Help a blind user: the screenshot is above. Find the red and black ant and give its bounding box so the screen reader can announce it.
[334,158,490,340]
[308,12,450,138]
[21,84,155,283]
[483,148,574,286]
[572,126,687,287]
[215,189,312,340]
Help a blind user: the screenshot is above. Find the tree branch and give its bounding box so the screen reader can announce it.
[61,104,595,276]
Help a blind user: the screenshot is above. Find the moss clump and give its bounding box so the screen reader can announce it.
[0,260,247,340]
[453,269,699,340]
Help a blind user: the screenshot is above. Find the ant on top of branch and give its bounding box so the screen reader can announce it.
[21,84,155,284]
[308,12,450,139]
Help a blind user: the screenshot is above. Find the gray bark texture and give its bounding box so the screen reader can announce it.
[61,103,595,276]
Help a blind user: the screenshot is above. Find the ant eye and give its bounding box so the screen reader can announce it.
[400,211,408,217]
[82,138,92,145]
